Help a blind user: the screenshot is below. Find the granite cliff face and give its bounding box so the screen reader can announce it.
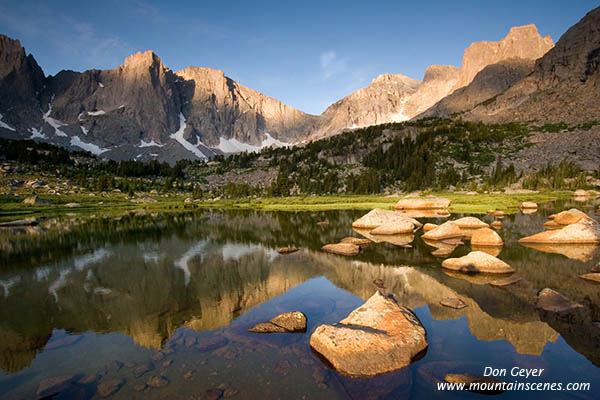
[454,24,553,90]
[313,24,553,134]
[0,39,316,162]
[421,58,536,118]
[0,36,45,132]
[416,25,554,120]
[465,6,600,124]
[310,73,420,140]
[176,66,318,149]
[400,65,461,119]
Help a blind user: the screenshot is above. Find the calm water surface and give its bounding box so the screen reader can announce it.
[0,199,599,399]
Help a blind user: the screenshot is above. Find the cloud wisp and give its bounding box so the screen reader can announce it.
[320,50,347,80]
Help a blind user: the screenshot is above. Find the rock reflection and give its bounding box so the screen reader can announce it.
[0,209,599,376]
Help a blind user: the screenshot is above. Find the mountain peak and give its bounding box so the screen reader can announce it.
[455,24,553,89]
[123,50,163,69]
[371,73,419,87]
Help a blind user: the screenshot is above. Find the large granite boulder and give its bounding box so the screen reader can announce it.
[310,291,427,378]
[453,217,489,229]
[394,197,450,210]
[442,251,515,274]
[352,208,421,229]
[248,311,307,333]
[422,221,462,240]
[371,220,414,235]
[519,218,600,244]
[553,209,590,225]
[470,228,503,246]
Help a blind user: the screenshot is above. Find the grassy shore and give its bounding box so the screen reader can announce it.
[0,191,576,221]
[193,191,574,213]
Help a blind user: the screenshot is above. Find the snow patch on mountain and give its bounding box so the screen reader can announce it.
[0,113,16,131]
[43,104,68,137]
[70,136,109,155]
[170,113,206,159]
[139,139,164,148]
[216,133,291,153]
[29,127,46,139]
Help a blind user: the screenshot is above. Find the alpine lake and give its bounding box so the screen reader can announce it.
[1,197,599,399]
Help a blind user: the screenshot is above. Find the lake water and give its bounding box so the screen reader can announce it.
[0,200,599,399]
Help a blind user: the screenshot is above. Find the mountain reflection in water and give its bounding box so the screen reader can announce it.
[0,205,599,399]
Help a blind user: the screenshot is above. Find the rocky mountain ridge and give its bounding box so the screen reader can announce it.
[463,6,600,124]
[5,6,600,163]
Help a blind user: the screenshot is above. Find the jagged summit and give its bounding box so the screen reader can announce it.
[370,73,419,86]
[1,5,599,162]
[455,24,553,89]
[123,50,162,67]
[464,5,600,123]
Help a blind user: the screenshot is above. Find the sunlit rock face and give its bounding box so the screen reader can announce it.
[309,73,420,140]
[0,38,315,162]
[465,6,600,124]
[454,25,553,90]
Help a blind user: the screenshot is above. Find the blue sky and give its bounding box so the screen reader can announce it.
[0,1,597,115]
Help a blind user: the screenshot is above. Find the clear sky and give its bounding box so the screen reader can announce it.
[0,0,597,115]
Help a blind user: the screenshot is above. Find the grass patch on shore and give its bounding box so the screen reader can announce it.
[193,191,574,213]
[0,191,576,221]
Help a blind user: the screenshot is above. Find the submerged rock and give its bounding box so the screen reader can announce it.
[519,218,600,244]
[195,336,228,352]
[321,243,360,256]
[248,311,307,333]
[97,379,124,398]
[470,228,503,247]
[422,221,463,241]
[36,375,75,398]
[277,247,299,254]
[579,273,600,284]
[536,288,583,313]
[310,291,427,378]
[490,275,522,287]
[394,197,451,210]
[440,297,468,309]
[206,388,224,400]
[442,251,515,274]
[146,375,169,388]
[444,373,505,394]
[133,362,154,378]
[453,217,489,229]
